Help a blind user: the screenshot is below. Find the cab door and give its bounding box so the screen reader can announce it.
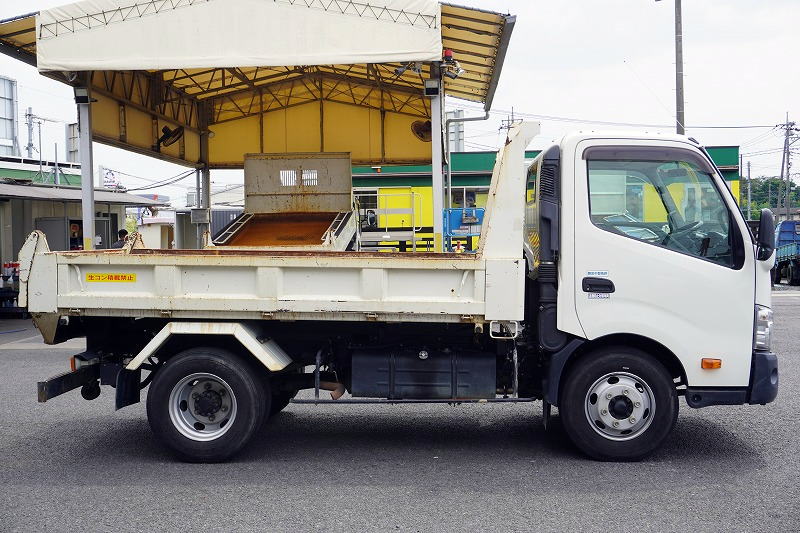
[572,140,755,388]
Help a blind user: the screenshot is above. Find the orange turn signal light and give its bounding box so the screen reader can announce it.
[701,358,722,370]
[69,356,76,372]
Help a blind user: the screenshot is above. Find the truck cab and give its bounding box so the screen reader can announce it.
[523,132,778,458]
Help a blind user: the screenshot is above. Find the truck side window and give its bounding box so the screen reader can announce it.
[585,149,742,269]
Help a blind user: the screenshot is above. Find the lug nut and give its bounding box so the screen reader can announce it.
[219,389,226,396]
[634,401,641,408]
[208,414,215,422]
[613,421,620,428]
[601,409,608,416]
[629,417,636,423]
[192,393,200,400]
[220,406,228,412]
[606,393,613,400]
[623,389,629,396]
[204,382,212,390]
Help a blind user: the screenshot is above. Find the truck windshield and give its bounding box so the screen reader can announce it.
[585,149,741,269]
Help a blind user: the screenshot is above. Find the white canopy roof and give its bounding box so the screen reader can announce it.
[36,0,442,71]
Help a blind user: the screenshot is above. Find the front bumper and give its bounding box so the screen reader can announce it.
[748,351,779,405]
[685,351,778,408]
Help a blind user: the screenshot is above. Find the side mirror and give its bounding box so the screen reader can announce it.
[757,208,775,261]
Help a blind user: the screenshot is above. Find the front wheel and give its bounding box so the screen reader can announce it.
[147,347,268,462]
[559,346,678,461]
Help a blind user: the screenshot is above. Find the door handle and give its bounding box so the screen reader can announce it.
[582,277,615,293]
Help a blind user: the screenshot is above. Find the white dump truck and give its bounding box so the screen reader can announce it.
[20,124,778,462]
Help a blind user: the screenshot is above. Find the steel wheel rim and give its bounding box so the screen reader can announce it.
[168,372,237,442]
[584,371,655,441]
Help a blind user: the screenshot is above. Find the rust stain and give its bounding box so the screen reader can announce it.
[56,244,476,261]
[58,248,475,260]
[223,212,337,247]
[126,248,474,260]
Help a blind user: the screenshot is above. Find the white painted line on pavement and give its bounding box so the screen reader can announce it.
[0,337,86,350]
[0,333,43,346]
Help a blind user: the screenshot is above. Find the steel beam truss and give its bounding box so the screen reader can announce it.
[91,70,200,132]
[39,0,212,39]
[207,69,432,124]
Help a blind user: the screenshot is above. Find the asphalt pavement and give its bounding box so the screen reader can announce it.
[1,295,798,532]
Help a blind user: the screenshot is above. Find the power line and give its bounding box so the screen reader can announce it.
[121,169,195,191]
[740,127,780,147]
[107,167,193,186]
[741,147,786,157]
[448,101,776,130]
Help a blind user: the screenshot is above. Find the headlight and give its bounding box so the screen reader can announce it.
[753,305,773,351]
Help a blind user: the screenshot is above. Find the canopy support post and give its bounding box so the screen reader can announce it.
[75,83,95,250]
[429,65,444,253]
[194,168,203,247]
[197,103,211,248]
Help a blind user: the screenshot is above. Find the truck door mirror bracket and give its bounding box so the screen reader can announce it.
[756,208,775,261]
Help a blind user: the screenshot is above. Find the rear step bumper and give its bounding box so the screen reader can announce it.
[37,364,99,403]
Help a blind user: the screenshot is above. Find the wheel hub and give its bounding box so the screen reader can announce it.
[194,390,223,417]
[609,395,633,419]
[584,372,655,441]
[168,373,237,442]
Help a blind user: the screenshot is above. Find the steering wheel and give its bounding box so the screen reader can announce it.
[661,220,703,253]
[670,220,703,236]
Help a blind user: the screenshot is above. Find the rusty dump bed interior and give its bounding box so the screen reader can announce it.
[221,212,337,247]
[125,248,471,259]
[55,246,472,259]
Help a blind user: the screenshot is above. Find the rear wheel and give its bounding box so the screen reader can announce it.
[559,346,678,461]
[147,347,268,462]
[789,261,800,286]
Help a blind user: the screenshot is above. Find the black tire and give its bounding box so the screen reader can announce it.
[772,266,782,285]
[559,346,678,461]
[790,262,800,286]
[146,347,269,462]
[269,390,297,417]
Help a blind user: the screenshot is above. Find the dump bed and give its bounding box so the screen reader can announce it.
[18,124,538,343]
[776,243,800,262]
[20,237,488,325]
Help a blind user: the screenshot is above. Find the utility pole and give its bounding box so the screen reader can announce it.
[739,152,743,203]
[499,107,522,132]
[25,107,34,158]
[37,118,43,179]
[54,143,60,185]
[747,161,751,220]
[778,116,799,220]
[657,0,685,134]
[674,0,685,135]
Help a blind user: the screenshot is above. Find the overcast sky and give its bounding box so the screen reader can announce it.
[1,0,798,206]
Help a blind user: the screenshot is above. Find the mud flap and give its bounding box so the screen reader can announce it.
[115,369,141,410]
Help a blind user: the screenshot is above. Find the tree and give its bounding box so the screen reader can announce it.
[739,176,800,216]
